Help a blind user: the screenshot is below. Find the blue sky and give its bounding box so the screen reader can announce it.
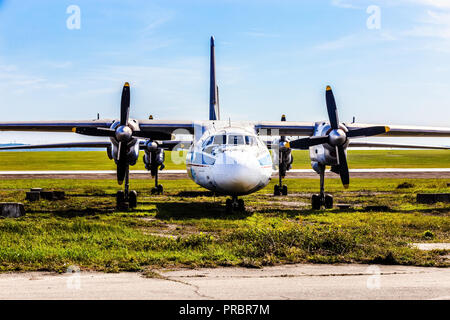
[0,0,449,144]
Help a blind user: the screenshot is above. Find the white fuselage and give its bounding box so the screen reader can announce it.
[186,125,273,195]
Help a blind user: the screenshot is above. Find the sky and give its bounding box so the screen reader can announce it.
[0,0,449,144]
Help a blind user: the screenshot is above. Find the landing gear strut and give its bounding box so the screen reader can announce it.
[116,168,138,210]
[225,196,245,213]
[151,166,164,195]
[311,164,333,210]
[274,150,288,196]
[145,147,164,195]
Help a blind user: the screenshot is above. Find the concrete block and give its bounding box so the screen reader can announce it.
[417,193,450,204]
[26,191,40,201]
[53,191,66,200]
[40,191,54,200]
[0,203,25,218]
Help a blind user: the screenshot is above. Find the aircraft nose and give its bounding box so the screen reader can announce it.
[213,151,262,195]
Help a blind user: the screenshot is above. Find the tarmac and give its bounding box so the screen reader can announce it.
[0,168,449,179]
[0,264,449,300]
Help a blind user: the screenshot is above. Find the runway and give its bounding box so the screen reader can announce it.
[0,168,449,179]
[0,264,449,300]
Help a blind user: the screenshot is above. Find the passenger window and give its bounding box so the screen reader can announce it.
[228,135,244,145]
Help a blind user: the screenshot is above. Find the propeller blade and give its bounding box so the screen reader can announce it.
[325,86,339,129]
[116,141,128,184]
[73,127,115,137]
[290,136,329,150]
[120,82,130,126]
[117,142,122,161]
[347,126,390,138]
[116,162,127,185]
[336,145,349,188]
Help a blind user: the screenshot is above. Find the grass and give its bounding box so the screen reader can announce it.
[0,177,448,272]
[0,150,448,171]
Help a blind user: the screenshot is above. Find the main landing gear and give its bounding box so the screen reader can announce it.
[274,151,288,196]
[311,164,333,210]
[150,166,164,195]
[225,196,245,213]
[116,169,138,210]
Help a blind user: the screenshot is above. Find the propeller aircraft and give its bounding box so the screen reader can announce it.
[1,37,449,212]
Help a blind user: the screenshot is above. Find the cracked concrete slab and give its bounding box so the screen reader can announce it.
[411,243,450,251]
[0,264,448,300]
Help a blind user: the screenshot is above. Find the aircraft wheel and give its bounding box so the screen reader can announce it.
[129,190,138,208]
[116,190,125,204]
[282,185,288,196]
[274,185,281,196]
[157,184,163,195]
[324,194,333,209]
[225,199,233,214]
[237,199,245,211]
[311,194,321,210]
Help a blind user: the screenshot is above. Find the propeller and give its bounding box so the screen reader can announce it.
[289,86,390,188]
[73,83,132,184]
[116,83,131,184]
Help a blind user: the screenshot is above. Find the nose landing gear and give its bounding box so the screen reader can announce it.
[225,196,245,213]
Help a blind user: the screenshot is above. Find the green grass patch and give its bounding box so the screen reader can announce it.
[0,177,448,272]
[0,150,448,170]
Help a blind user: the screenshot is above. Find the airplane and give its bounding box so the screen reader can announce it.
[0,37,449,212]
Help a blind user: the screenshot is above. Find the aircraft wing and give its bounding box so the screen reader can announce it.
[348,141,449,149]
[255,122,315,136]
[0,141,111,150]
[0,120,114,132]
[344,123,450,137]
[0,140,192,151]
[0,120,195,135]
[255,121,450,137]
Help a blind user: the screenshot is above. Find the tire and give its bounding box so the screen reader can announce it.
[325,194,333,209]
[225,199,232,214]
[129,190,138,208]
[274,185,281,196]
[116,190,125,204]
[311,194,321,210]
[237,199,245,211]
[282,185,288,196]
[157,184,164,195]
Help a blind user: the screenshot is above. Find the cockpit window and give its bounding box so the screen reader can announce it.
[213,135,226,145]
[203,134,258,149]
[245,136,257,146]
[228,135,244,145]
[202,136,214,148]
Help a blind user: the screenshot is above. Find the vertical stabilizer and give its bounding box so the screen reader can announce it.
[209,36,220,120]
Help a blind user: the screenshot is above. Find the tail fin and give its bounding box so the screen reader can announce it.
[209,36,220,120]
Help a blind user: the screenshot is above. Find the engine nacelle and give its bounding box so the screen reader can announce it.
[143,141,165,176]
[110,140,139,166]
[109,119,141,166]
[271,138,293,176]
[309,122,349,167]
